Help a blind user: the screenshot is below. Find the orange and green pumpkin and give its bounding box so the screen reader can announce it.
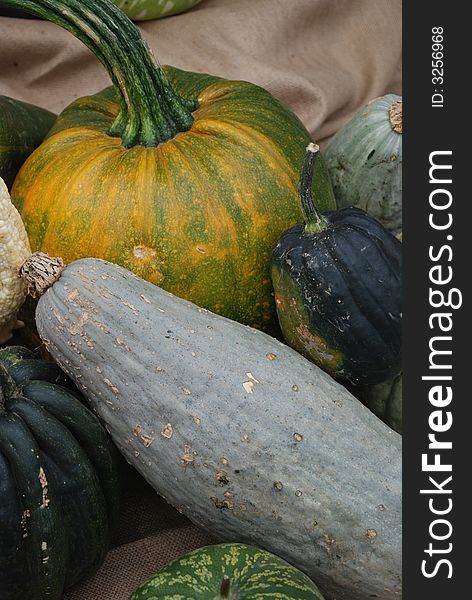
[6,0,335,332]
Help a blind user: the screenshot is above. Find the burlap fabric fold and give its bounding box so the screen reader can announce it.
[0,0,401,144]
[0,1,401,598]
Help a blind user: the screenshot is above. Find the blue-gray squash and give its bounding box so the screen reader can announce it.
[325,94,402,234]
[19,252,402,600]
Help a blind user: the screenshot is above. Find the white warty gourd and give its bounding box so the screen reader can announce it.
[0,177,31,343]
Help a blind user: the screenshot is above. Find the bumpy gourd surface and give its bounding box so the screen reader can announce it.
[131,543,325,599]
[0,177,31,343]
[36,258,402,600]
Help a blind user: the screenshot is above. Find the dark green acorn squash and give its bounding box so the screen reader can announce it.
[0,96,55,189]
[0,345,121,600]
[271,144,402,385]
[131,543,325,599]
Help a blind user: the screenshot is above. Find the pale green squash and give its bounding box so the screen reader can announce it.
[130,543,325,599]
[325,94,402,233]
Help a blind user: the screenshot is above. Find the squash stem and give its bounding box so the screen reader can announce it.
[389,100,403,134]
[19,252,65,299]
[3,0,196,147]
[219,575,231,598]
[300,143,330,235]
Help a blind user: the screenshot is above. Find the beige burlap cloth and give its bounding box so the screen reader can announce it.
[0,1,401,597]
[0,0,401,144]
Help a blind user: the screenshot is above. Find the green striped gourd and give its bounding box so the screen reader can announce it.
[130,543,325,599]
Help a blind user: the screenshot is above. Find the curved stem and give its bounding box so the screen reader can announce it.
[3,0,195,147]
[299,143,330,235]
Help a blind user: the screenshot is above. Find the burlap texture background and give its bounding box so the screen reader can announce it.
[0,0,401,145]
[0,1,401,598]
[63,469,215,600]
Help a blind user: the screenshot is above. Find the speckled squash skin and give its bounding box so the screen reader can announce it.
[271,146,402,386]
[130,543,325,599]
[114,0,202,20]
[7,0,335,333]
[0,96,55,189]
[31,256,402,600]
[355,373,402,434]
[0,346,121,600]
[325,94,402,234]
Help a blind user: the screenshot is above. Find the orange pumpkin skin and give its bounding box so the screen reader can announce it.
[12,71,334,330]
[9,0,335,331]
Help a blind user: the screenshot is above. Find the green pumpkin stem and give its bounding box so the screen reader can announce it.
[220,575,231,598]
[3,0,195,147]
[300,143,330,235]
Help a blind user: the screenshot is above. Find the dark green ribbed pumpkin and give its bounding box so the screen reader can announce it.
[271,144,402,386]
[0,96,55,189]
[130,544,325,600]
[0,345,121,600]
[5,0,335,333]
